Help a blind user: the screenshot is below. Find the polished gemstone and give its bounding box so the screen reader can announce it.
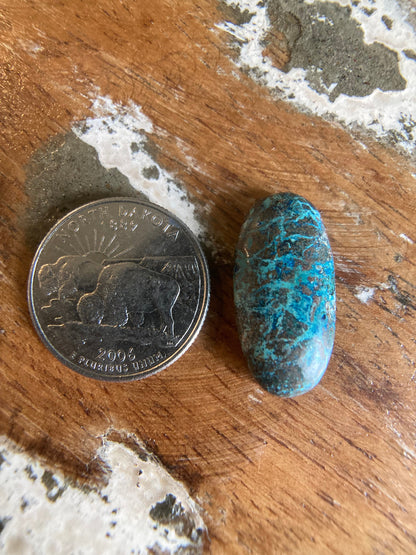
[234,193,335,397]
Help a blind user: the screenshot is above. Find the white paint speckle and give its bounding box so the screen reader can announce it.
[355,286,375,303]
[73,96,205,239]
[378,282,390,290]
[313,13,335,26]
[216,0,416,154]
[399,233,414,243]
[0,435,205,554]
[248,394,262,404]
[19,39,44,56]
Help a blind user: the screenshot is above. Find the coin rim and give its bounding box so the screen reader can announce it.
[27,197,210,382]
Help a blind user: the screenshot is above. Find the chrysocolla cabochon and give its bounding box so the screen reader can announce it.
[234,193,335,397]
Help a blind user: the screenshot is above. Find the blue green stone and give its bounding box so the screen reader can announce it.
[234,193,335,397]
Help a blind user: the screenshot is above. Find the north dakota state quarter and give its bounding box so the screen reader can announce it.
[28,198,210,381]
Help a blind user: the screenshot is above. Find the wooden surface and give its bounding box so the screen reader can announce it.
[1,1,416,553]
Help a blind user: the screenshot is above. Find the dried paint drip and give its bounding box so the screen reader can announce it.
[73,95,206,238]
[216,0,416,153]
[0,435,205,554]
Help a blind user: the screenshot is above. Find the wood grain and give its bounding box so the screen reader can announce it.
[1,1,415,552]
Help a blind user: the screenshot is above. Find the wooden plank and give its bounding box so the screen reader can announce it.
[1,0,415,552]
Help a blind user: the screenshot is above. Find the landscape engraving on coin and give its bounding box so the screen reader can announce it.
[28,199,210,381]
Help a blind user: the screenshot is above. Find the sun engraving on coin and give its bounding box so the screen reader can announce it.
[28,199,209,381]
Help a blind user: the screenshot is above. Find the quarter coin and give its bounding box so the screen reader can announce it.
[28,198,210,381]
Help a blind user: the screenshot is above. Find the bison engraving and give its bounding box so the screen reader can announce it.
[77,262,180,336]
[38,254,106,323]
[38,254,105,302]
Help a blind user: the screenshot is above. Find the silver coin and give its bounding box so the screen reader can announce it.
[28,198,209,381]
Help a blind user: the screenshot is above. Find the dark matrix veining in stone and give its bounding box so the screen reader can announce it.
[234,193,335,397]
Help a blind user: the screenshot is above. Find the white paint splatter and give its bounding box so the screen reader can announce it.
[355,285,375,303]
[0,435,205,555]
[216,0,416,154]
[248,394,262,404]
[19,39,44,56]
[313,13,335,26]
[399,232,414,243]
[378,281,390,290]
[73,96,205,238]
